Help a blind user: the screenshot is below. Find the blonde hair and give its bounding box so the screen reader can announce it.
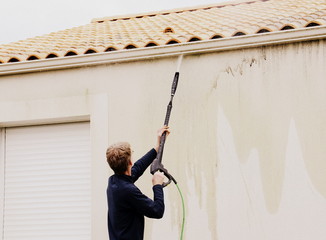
[106,142,131,174]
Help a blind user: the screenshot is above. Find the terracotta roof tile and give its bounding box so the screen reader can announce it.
[0,0,325,64]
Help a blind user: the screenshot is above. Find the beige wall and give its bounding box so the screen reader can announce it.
[0,39,325,239]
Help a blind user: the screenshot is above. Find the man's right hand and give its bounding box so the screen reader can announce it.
[155,126,170,152]
[152,171,165,186]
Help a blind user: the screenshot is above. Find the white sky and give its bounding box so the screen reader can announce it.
[0,0,227,45]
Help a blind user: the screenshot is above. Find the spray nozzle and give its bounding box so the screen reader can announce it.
[171,72,179,96]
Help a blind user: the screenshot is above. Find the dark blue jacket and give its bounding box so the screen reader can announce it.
[107,149,164,240]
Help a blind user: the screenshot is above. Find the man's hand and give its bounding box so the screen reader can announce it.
[155,126,170,152]
[152,171,165,186]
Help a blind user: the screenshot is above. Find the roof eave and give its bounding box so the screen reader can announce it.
[0,26,325,76]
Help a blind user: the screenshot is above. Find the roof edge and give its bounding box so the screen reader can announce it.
[91,0,263,23]
[0,26,325,76]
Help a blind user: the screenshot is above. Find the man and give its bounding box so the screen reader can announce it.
[106,126,170,240]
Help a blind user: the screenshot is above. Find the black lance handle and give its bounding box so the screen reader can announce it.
[150,72,179,187]
[171,72,179,96]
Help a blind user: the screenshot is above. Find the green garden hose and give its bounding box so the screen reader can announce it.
[175,183,185,240]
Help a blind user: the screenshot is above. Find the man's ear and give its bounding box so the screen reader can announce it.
[128,160,132,166]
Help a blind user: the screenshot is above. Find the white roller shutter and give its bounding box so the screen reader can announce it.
[3,122,91,240]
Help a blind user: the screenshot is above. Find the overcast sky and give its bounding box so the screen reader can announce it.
[0,0,227,45]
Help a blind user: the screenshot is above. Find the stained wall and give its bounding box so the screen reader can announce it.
[0,39,325,240]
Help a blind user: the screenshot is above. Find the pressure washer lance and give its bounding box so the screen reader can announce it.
[150,68,181,187]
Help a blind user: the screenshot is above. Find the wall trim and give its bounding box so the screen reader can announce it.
[0,116,90,128]
[0,129,4,240]
[0,26,325,76]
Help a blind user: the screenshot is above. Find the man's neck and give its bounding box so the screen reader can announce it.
[124,168,131,176]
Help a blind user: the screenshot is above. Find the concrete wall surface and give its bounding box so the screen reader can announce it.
[0,39,325,240]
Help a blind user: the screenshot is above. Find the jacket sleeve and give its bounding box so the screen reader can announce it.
[131,148,157,182]
[127,184,165,219]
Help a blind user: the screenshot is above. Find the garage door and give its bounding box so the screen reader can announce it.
[2,122,91,240]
